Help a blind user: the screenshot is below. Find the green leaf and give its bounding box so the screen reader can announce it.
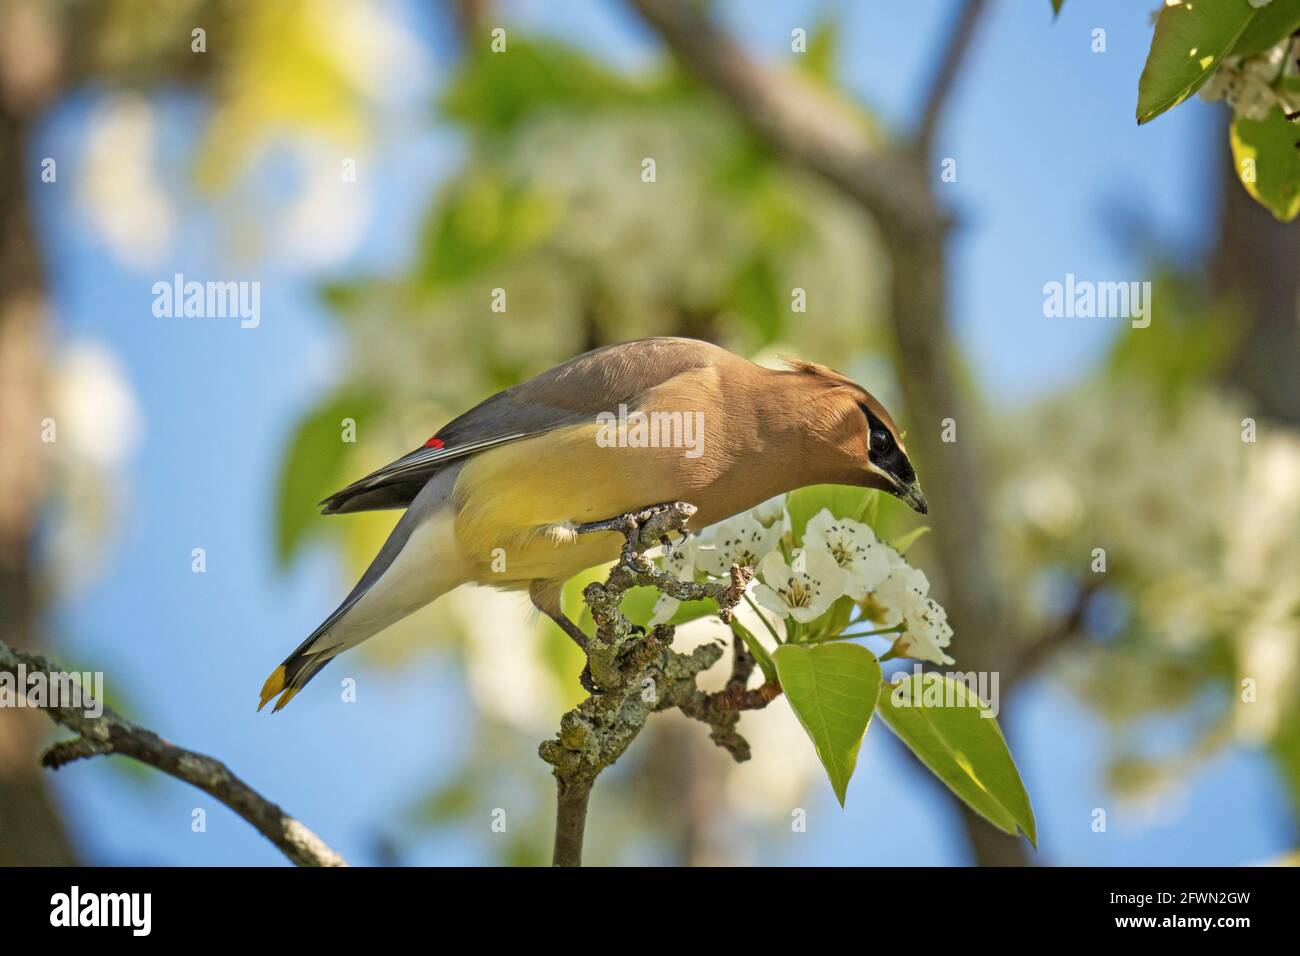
[441,37,648,136]
[620,585,715,629]
[786,485,878,544]
[1137,0,1258,124]
[1050,0,1064,18]
[418,170,556,287]
[1230,105,1300,221]
[774,643,882,806]
[888,525,931,554]
[1105,270,1243,395]
[729,255,785,344]
[731,619,778,684]
[1229,0,1300,58]
[798,19,839,81]
[274,390,379,566]
[820,594,857,639]
[878,674,1037,845]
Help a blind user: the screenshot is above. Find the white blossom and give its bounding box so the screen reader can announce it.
[752,544,845,622]
[751,494,788,528]
[896,598,955,666]
[803,508,893,599]
[695,511,784,577]
[649,535,699,626]
[874,565,931,627]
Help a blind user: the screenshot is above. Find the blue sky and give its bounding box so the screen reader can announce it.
[29,0,1287,865]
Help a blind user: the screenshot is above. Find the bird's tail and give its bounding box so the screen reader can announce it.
[260,482,463,712]
[259,634,342,713]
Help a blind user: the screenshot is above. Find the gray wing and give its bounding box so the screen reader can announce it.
[319,337,729,515]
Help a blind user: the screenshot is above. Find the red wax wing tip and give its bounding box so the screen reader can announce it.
[424,436,445,449]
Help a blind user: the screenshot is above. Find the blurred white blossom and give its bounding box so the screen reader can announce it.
[78,95,174,267]
[44,340,143,593]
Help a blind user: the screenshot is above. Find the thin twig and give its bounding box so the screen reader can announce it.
[916,0,990,156]
[1005,579,1101,688]
[0,641,346,867]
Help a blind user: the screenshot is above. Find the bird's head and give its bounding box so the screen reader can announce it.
[784,359,928,515]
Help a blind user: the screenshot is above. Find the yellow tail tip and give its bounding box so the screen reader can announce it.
[271,685,301,713]
[258,665,287,712]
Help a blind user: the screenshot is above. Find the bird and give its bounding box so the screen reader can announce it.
[259,336,927,711]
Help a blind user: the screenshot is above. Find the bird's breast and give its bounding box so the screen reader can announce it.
[449,418,775,583]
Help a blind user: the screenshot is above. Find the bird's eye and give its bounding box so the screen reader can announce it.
[869,429,891,455]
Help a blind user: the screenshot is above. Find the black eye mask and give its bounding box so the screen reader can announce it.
[859,403,915,484]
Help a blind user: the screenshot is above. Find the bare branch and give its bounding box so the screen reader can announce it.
[916,0,990,157]
[0,641,346,867]
[627,0,940,238]
[1005,580,1101,689]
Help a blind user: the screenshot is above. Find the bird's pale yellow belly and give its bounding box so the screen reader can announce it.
[449,421,756,585]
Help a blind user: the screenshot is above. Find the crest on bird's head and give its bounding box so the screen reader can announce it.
[781,357,903,444]
[780,356,927,515]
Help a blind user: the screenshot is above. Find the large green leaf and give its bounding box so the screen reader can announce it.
[1230,105,1300,221]
[774,643,882,806]
[1230,0,1300,58]
[1137,0,1258,124]
[786,485,879,544]
[274,391,379,566]
[878,674,1037,845]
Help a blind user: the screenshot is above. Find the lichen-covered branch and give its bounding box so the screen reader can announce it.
[540,502,776,866]
[0,641,346,867]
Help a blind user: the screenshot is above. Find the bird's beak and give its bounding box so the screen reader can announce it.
[898,479,928,516]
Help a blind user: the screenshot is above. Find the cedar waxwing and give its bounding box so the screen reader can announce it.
[259,337,926,711]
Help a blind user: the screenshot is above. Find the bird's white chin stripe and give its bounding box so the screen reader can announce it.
[866,460,902,492]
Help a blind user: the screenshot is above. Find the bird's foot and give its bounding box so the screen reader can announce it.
[575,501,696,540]
[579,663,602,695]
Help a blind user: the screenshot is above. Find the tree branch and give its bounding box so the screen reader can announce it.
[539,501,771,866]
[1005,580,1101,689]
[0,641,346,867]
[916,0,990,157]
[627,0,940,238]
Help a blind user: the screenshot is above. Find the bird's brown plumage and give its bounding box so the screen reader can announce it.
[261,337,924,710]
